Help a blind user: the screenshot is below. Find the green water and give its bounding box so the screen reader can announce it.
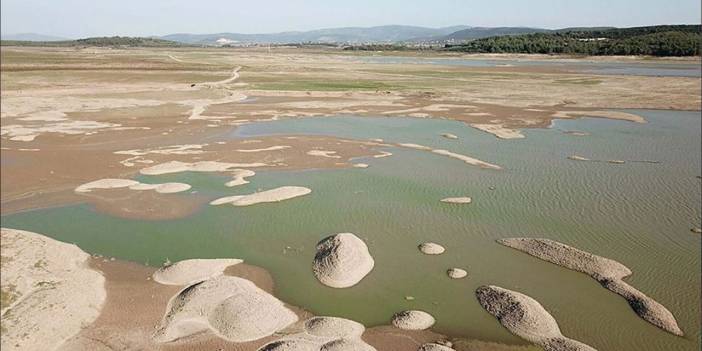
[2,110,700,350]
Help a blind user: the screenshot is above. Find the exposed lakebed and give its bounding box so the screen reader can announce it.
[2,110,700,351]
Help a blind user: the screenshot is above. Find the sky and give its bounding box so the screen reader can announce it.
[1,0,700,38]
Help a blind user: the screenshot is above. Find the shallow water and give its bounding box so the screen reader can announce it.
[350,55,702,77]
[3,110,700,350]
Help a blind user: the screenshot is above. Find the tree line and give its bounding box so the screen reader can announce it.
[445,25,701,56]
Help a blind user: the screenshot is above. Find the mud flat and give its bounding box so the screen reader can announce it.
[476,285,597,351]
[210,186,312,206]
[312,233,375,288]
[470,124,525,139]
[154,274,298,343]
[0,228,106,351]
[498,238,683,336]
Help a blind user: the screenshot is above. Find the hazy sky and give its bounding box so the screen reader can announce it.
[2,0,700,38]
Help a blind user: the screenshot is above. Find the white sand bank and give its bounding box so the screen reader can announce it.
[140,160,266,175]
[75,178,191,194]
[210,186,312,206]
[152,258,243,285]
[259,316,375,351]
[440,197,472,204]
[225,169,256,187]
[470,124,525,139]
[1,228,106,351]
[154,275,297,343]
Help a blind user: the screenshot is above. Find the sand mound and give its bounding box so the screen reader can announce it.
[259,316,375,351]
[440,197,472,204]
[353,163,369,168]
[312,233,375,288]
[321,338,376,351]
[210,186,312,206]
[441,133,458,139]
[152,258,243,285]
[470,124,525,139]
[154,275,297,343]
[419,343,455,351]
[0,228,106,351]
[498,238,683,336]
[418,242,445,255]
[475,285,597,351]
[447,268,468,279]
[225,169,256,187]
[305,316,365,339]
[140,160,266,175]
[391,310,435,330]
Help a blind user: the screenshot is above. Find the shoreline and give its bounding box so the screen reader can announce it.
[1,227,536,351]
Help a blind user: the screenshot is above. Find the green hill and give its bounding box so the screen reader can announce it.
[445,25,701,56]
[1,36,186,47]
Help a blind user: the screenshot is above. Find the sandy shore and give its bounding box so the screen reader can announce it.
[2,228,541,351]
[1,228,106,351]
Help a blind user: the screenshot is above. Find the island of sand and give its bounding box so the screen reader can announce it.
[497,238,683,336]
[476,285,597,351]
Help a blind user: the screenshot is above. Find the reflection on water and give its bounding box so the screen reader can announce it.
[3,110,700,351]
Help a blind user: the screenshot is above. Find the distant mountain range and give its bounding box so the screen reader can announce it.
[158,25,627,45]
[5,25,687,46]
[159,25,472,45]
[1,33,70,41]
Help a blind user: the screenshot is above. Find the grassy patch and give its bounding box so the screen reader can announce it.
[0,285,18,311]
